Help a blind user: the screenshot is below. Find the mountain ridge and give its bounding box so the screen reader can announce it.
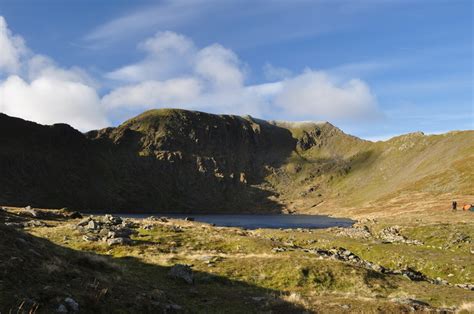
[1,109,472,214]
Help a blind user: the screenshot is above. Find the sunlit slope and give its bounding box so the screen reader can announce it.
[270,125,473,209]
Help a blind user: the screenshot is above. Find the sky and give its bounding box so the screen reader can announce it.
[0,0,472,140]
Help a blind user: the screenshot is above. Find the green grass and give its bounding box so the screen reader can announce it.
[9,213,470,313]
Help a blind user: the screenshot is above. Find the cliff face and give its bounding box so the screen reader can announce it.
[0,109,472,213]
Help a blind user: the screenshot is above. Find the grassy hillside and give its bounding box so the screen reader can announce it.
[1,207,473,313]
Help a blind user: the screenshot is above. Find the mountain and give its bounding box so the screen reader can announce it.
[0,109,472,213]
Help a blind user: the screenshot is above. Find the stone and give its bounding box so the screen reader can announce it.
[184,217,194,221]
[86,220,100,230]
[166,304,182,311]
[76,216,92,227]
[170,226,183,233]
[107,237,132,246]
[103,214,122,225]
[272,247,286,253]
[251,296,266,302]
[107,228,133,239]
[169,264,193,284]
[57,304,68,313]
[401,267,427,281]
[23,220,47,227]
[64,297,79,312]
[83,234,100,242]
[22,207,42,218]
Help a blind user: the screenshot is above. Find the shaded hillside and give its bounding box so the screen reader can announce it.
[0,110,296,212]
[0,109,472,213]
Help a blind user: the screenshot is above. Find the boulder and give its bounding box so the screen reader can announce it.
[64,297,79,312]
[86,220,100,230]
[103,214,122,225]
[107,237,132,246]
[107,227,134,239]
[169,264,193,284]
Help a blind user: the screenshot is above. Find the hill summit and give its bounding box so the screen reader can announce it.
[0,109,472,214]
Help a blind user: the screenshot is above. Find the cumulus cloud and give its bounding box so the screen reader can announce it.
[103,31,379,122]
[0,16,27,74]
[0,75,108,131]
[195,44,244,89]
[274,70,378,120]
[103,31,252,113]
[1,16,379,130]
[102,78,202,109]
[106,31,195,82]
[0,16,109,131]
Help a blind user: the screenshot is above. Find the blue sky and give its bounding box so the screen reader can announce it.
[0,0,472,140]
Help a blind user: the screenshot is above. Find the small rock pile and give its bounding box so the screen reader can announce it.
[378,226,423,245]
[335,225,372,239]
[76,215,137,246]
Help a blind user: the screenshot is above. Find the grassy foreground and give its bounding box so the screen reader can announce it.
[1,206,473,313]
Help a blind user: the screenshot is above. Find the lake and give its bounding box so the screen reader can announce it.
[120,214,354,230]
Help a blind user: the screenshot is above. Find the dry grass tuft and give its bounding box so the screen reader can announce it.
[456,302,474,314]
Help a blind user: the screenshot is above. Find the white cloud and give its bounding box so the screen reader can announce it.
[106,31,195,82]
[0,16,27,74]
[1,15,379,131]
[0,16,109,131]
[274,70,379,120]
[102,77,202,109]
[195,44,244,89]
[0,75,108,131]
[103,31,379,122]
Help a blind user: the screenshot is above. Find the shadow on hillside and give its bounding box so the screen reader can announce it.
[0,113,299,214]
[0,221,307,313]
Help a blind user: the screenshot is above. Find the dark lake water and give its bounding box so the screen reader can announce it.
[119,214,354,230]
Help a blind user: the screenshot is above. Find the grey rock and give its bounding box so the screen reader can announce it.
[57,304,68,313]
[64,297,79,312]
[76,216,92,227]
[166,304,183,311]
[401,267,427,281]
[107,237,132,246]
[108,227,135,239]
[86,220,100,230]
[103,214,122,225]
[23,220,47,227]
[169,264,193,284]
[22,207,42,218]
[83,234,100,242]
